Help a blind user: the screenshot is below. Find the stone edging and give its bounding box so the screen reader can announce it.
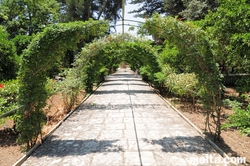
[13,84,103,166]
[149,85,237,166]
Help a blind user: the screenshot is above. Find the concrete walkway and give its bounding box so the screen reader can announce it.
[21,68,230,166]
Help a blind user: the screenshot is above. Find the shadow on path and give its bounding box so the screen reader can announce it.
[32,136,124,158]
[78,103,165,110]
[94,90,155,95]
[105,79,141,82]
[101,83,148,87]
[143,136,217,154]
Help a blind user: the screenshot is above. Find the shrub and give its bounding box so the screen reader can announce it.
[54,68,83,113]
[0,80,19,124]
[0,26,19,80]
[236,76,250,95]
[222,99,250,136]
[165,73,199,99]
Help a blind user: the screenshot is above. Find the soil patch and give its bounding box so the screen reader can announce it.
[0,91,85,166]
[165,87,250,166]
[0,87,249,165]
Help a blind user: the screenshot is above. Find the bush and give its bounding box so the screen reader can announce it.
[54,68,83,113]
[0,80,19,124]
[0,26,19,80]
[222,99,250,136]
[12,34,32,56]
[165,73,199,99]
[236,76,250,95]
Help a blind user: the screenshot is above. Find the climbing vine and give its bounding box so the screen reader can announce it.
[74,33,161,92]
[16,19,109,150]
[139,14,224,140]
[15,15,225,150]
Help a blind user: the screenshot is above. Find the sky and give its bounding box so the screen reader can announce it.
[115,1,145,35]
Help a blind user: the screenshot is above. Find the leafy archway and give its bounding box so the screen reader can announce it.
[16,15,225,150]
[74,33,161,92]
[139,14,224,140]
[16,19,109,149]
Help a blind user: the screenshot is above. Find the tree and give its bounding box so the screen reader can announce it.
[56,0,124,68]
[180,0,219,20]
[11,34,32,56]
[203,0,250,75]
[129,0,166,18]
[0,0,59,38]
[164,0,185,16]
[129,0,219,20]
[57,0,123,23]
[0,26,19,80]
[180,0,208,20]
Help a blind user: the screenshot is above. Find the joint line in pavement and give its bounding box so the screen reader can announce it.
[127,81,143,166]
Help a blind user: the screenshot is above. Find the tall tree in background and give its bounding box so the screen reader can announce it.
[203,0,250,75]
[129,0,219,20]
[0,0,60,80]
[164,0,185,16]
[57,0,123,23]
[129,0,166,18]
[56,0,124,67]
[0,26,18,80]
[0,0,59,38]
[180,0,219,20]
[0,0,59,58]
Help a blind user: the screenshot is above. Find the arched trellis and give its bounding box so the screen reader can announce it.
[16,15,224,150]
[140,14,224,140]
[16,19,109,149]
[110,19,145,33]
[74,33,161,92]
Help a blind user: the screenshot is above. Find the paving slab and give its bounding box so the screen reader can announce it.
[21,68,231,166]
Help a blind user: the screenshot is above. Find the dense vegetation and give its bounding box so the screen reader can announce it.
[16,20,109,149]
[0,0,249,150]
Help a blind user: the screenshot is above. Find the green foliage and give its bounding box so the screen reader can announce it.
[157,41,189,73]
[129,0,166,18]
[0,12,8,24]
[0,80,19,124]
[75,33,160,92]
[235,76,250,95]
[76,37,110,92]
[124,41,161,83]
[158,42,179,66]
[203,0,250,75]
[0,0,60,38]
[12,34,32,56]
[165,73,199,98]
[153,42,177,91]
[139,14,224,140]
[129,0,218,20]
[154,64,174,87]
[140,13,222,99]
[0,26,19,80]
[54,68,83,113]
[180,0,208,20]
[16,19,109,150]
[154,72,167,86]
[222,99,250,136]
[58,0,123,23]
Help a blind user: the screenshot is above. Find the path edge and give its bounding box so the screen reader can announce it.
[149,85,238,166]
[13,84,103,166]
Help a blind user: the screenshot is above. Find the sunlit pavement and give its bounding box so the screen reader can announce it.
[21,68,232,166]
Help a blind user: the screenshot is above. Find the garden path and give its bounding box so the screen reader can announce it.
[20,68,233,166]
